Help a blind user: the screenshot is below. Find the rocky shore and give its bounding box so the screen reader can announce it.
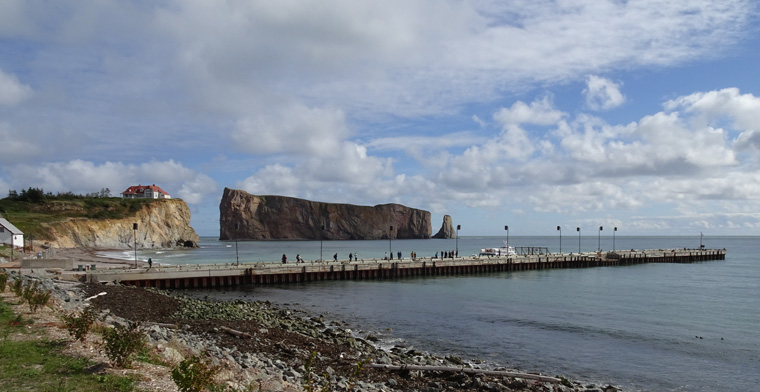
[6,270,623,392]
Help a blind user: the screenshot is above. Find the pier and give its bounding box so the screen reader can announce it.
[80,248,726,289]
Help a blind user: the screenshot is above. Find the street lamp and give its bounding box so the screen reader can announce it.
[505,225,509,246]
[235,223,240,266]
[456,224,461,257]
[320,224,325,262]
[700,231,704,249]
[613,227,617,251]
[598,226,603,251]
[133,223,138,268]
[576,227,581,253]
[389,225,394,259]
[557,226,561,253]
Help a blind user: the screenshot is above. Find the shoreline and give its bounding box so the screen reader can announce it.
[4,246,624,392]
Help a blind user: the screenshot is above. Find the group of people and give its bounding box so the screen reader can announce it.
[435,250,458,259]
[279,250,459,264]
[281,254,306,264]
[382,251,419,261]
[281,253,360,264]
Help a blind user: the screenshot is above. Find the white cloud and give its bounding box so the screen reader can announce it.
[664,88,760,133]
[493,96,565,127]
[5,160,217,204]
[583,75,625,111]
[0,68,32,105]
[237,141,393,198]
[0,123,40,162]
[232,104,350,156]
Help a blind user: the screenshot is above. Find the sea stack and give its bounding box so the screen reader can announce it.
[432,215,456,239]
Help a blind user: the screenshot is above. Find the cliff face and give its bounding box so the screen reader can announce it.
[219,188,432,240]
[432,215,456,239]
[45,199,199,249]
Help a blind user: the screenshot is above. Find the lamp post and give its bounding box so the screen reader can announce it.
[557,226,561,253]
[235,223,240,266]
[320,224,325,262]
[456,224,460,257]
[700,231,704,249]
[576,227,581,253]
[133,223,138,268]
[505,225,509,246]
[613,227,617,251]
[389,225,394,258]
[598,226,603,251]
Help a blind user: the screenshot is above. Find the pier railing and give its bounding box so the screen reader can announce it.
[74,248,726,289]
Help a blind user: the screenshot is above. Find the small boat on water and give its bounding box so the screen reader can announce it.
[479,242,517,257]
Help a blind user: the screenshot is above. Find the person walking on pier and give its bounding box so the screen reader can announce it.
[397,251,402,260]
[148,258,152,268]
[333,253,338,262]
[349,253,353,262]
[282,254,287,264]
[296,254,302,263]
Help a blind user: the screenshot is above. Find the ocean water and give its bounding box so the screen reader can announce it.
[107,236,759,391]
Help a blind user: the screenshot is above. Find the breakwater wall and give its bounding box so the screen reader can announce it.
[81,248,725,289]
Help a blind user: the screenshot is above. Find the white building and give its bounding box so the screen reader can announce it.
[0,218,24,250]
[120,184,172,199]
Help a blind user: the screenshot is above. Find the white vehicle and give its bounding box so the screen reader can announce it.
[479,242,517,257]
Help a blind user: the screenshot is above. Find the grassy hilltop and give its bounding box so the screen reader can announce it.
[0,188,154,242]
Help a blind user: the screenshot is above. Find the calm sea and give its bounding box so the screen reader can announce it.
[105,236,759,391]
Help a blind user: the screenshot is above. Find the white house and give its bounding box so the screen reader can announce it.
[0,218,24,249]
[120,184,172,199]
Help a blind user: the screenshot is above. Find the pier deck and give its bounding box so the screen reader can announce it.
[80,248,726,289]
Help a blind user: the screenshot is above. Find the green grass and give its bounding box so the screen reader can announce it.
[0,299,142,392]
[0,197,156,241]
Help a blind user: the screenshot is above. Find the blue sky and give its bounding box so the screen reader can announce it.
[2,1,760,237]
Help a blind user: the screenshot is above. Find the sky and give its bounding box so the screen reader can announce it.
[2,1,760,238]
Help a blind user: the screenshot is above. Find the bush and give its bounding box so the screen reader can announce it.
[171,355,220,392]
[22,281,51,313]
[62,306,98,341]
[101,322,147,368]
[0,272,7,292]
[10,278,23,297]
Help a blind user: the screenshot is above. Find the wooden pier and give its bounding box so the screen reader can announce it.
[81,248,726,289]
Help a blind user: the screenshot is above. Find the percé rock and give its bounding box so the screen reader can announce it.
[432,214,456,239]
[219,188,432,240]
[45,199,199,249]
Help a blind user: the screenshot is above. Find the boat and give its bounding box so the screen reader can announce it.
[479,242,517,257]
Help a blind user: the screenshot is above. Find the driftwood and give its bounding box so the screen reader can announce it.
[220,326,252,339]
[144,321,179,329]
[368,364,561,383]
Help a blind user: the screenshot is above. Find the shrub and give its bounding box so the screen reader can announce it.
[22,281,51,313]
[11,278,23,297]
[101,322,147,368]
[61,306,98,341]
[0,272,7,292]
[171,355,220,392]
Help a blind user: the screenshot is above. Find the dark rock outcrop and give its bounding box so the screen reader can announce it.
[432,215,456,239]
[219,188,432,240]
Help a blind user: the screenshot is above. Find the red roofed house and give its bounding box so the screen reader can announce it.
[120,184,171,199]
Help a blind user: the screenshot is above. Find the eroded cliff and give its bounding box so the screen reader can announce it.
[219,188,432,240]
[44,199,199,249]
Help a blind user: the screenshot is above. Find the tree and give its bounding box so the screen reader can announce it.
[19,187,45,203]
